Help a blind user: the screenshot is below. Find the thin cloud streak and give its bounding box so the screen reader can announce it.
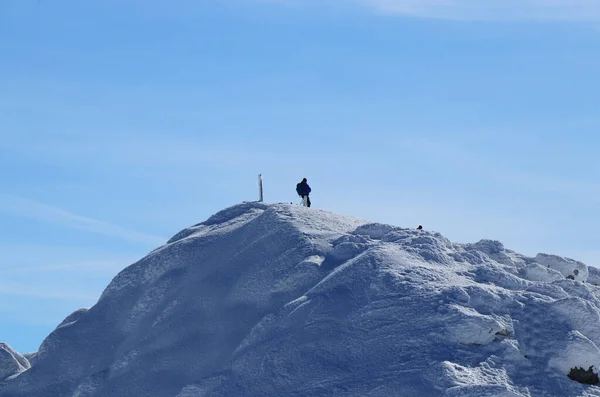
[0,281,99,302]
[3,260,133,275]
[0,193,166,246]
[359,0,600,21]
[396,137,600,200]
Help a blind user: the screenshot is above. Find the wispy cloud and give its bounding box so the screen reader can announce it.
[358,0,600,21]
[398,137,600,199]
[0,280,99,302]
[3,259,132,275]
[0,194,166,246]
[0,137,278,171]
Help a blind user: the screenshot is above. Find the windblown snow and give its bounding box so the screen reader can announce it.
[2,202,600,396]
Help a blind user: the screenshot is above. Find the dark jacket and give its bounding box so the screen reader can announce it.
[296,181,311,196]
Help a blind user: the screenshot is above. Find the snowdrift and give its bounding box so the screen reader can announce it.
[1,202,600,397]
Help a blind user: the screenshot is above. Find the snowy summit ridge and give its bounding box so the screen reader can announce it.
[2,202,600,396]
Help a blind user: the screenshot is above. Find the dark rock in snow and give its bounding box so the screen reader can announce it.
[568,366,599,385]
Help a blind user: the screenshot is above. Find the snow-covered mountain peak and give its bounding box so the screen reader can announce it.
[0,343,30,382]
[2,202,600,396]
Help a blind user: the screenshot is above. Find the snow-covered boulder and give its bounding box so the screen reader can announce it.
[466,239,521,267]
[548,331,600,376]
[534,253,588,282]
[519,262,564,283]
[588,266,600,286]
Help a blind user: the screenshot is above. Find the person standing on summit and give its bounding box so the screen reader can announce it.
[296,178,311,207]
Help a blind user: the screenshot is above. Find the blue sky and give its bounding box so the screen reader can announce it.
[2,0,600,353]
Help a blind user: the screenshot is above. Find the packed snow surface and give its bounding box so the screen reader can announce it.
[2,202,600,396]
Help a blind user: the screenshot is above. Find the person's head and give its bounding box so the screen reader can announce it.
[302,178,307,183]
[417,225,423,230]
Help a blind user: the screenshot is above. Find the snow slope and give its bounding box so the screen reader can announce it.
[2,202,600,397]
[0,343,29,382]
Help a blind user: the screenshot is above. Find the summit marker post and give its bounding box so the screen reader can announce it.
[258,174,264,202]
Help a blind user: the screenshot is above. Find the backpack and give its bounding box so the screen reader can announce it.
[296,183,303,195]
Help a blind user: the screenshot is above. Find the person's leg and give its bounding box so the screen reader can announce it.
[307,196,311,207]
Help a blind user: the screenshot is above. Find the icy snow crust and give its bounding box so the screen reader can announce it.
[2,202,600,396]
